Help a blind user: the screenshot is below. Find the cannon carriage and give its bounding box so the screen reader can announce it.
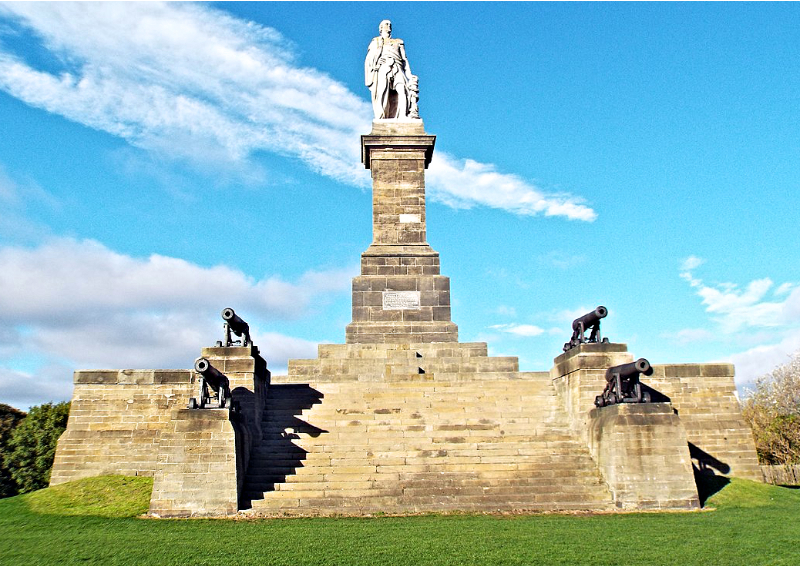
[564,306,608,352]
[595,358,653,408]
[188,357,232,409]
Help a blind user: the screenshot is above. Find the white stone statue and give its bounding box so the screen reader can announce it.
[365,20,420,120]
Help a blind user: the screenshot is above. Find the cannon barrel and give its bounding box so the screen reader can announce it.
[194,357,225,381]
[605,358,653,382]
[222,307,248,334]
[572,306,608,331]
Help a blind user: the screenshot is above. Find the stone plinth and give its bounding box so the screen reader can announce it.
[588,403,700,510]
[198,345,269,472]
[550,342,632,443]
[346,120,457,344]
[149,408,241,517]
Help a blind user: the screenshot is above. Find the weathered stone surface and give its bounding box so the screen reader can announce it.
[149,408,240,517]
[588,403,700,510]
[49,370,194,485]
[242,345,614,515]
[648,364,762,480]
[550,343,634,444]
[50,348,269,517]
[347,122,457,345]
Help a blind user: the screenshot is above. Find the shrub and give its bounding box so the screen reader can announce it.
[0,404,27,497]
[4,402,70,493]
[742,352,800,465]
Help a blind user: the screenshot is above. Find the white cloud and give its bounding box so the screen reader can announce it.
[0,2,596,221]
[680,258,797,333]
[680,255,705,272]
[489,323,545,337]
[670,328,716,345]
[728,329,800,389]
[0,364,75,409]
[428,154,597,222]
[0,239,353,407]
[0,238,355,322]
[538,250,587,269]
[679,257,800,388]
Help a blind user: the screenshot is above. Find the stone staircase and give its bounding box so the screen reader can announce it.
[241,343,614,515]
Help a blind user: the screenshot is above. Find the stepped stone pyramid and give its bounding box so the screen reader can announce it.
[240,120,616,514]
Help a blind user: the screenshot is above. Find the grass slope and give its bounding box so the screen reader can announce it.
[0,476,798,566]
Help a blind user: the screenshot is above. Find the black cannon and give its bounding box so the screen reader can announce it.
[563,306,608,352]
[595,358,653,408]
[221,307,251,347]
[188,357,232,409]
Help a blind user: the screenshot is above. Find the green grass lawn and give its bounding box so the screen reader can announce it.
[1,476,798,566]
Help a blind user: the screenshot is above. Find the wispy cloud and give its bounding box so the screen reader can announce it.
[489,323,546,337]
[679,255,800,386]
[537,250,588,269]
[428,155,597,221]
[0,164,58,242]
[679,256,796,333]
[0,2,595,221]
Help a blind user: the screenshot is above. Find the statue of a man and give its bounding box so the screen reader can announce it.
[365,20,419,120]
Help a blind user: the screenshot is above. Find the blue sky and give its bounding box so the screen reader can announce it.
[0,2,798,408]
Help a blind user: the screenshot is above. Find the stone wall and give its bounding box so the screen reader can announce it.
[550,343,632,444]
[648,364,762,481]
[50,369,193,485]
[761,465,800,486]
[50,346,269,519]
[551,344,761,482]
[149,408,241,517]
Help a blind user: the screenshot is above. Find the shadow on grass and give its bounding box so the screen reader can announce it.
[694,468,731,506]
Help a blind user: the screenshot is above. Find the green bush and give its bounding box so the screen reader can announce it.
[4,402,70,493]
[0,404,27,497]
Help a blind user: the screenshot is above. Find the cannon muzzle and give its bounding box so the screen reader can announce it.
[605,358,653,382]
[222,307,247,332]
[572,306,608,331]
[195,357,223,380]
[221,307,252,347]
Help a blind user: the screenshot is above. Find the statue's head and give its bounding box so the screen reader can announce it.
[379,20,392,37]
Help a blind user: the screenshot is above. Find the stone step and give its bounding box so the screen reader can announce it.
[248,491,614,514]
[240,357,612,514]
[314,342,490,360]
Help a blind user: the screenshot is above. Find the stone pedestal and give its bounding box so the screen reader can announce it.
[588,403,700,510]
[198,345,269,473]
[551,342,632,443]
[149,408,241,517]
[346,120,457,344]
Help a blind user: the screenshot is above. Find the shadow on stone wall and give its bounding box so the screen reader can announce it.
[689,442,731,505]
[240,384,326,509]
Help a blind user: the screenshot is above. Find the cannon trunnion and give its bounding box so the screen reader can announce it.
[595,358,653,408]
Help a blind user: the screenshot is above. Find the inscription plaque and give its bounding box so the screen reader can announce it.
[382,291,421,310]
[399,214,421,224]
